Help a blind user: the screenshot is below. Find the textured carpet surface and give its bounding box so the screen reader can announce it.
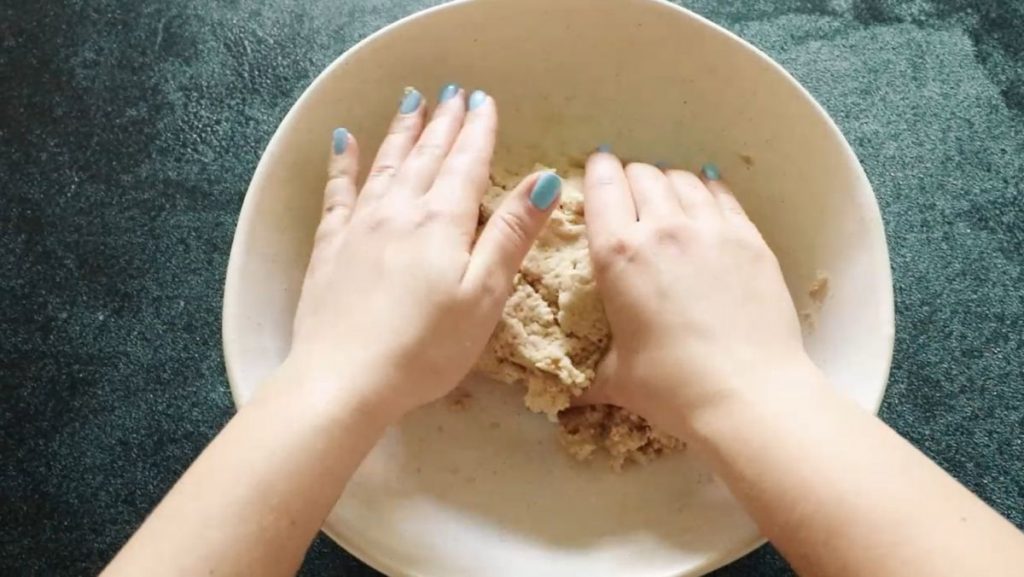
[1,0,1022,575]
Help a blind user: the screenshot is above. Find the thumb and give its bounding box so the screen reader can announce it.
[571,348,620,407]
[463,171,561,298]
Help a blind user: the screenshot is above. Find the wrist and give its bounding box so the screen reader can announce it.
[257,352,409,431]
[678,354,829,447]
[644,352,823,437]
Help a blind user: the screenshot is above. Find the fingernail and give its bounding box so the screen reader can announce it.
[400,87,422,114]
[530,172,561,211]
[701,163,721,181]
[597,143,612,153]
[655,160,669,170]
[332,127,349,155]
[439,83,460,102]
[468,90,487,111]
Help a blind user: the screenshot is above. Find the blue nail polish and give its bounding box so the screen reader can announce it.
[400,87,422,114]
[701,163,721,181]
[468,90,487,111]
[530,172,561,211]
[439,83,460,102]
[597,143,612,153]
[332,127,349,155]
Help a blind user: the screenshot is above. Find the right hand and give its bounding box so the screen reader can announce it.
[582,152,814,433]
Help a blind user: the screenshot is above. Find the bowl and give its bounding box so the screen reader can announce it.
[222,0,895,575]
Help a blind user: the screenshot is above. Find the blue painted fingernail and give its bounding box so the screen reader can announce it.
[530,172,561,211]
[400,87,422,114]
[701,163,721,181]
[439,83,460,102]
[332,127,349,155]
[468,90,487,110]
[597,143,612,153]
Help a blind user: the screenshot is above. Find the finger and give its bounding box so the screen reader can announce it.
[570,348,619,407]
[321,127,360,224]
[359,87,425,201]
[701,163,750,220]
[395,83,467,195]
[584,150,636,239]
[463,171,560,301]
[430,89,497,223]
[665,168,717,221]
[625,162,680,220]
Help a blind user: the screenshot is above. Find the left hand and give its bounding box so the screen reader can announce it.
[284,86,561,421]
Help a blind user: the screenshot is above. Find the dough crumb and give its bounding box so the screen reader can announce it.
[559,405,684,471]
[808,271,830,304]
[475,164,681,468]
[446,388,473,412]
[799,271,831,332]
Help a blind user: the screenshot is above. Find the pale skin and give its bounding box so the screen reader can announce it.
[103,87,1024,577]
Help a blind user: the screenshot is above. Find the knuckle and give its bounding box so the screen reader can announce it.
[368,163,399,179]
[444,294,467,315]
[414,204,450,229]
[493,209,533,247]
[412,140,446,160]
[326,167,350,180]
[323,179,354,211]
[322,199,353,218]
[591,234,636,270]
[478,274,513,303]
[650,225,685,246]
[592,174,618,190]
[719,196,745,215]
[723,206,744,219]
[356,207,391,232]
[323,188,356,218]
[733,229,771,258]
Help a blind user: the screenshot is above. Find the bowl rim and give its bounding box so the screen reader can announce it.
[221,0,896,575]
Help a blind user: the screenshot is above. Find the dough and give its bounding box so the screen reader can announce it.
[475,164,682,469]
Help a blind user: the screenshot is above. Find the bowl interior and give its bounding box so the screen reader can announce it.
[223,0,894,575]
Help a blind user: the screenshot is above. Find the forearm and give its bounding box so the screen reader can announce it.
[103,359,396,577]
[675,360,1024,577]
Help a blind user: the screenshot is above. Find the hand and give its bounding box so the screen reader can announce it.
[283,86,561,421]
[582,153,811,432]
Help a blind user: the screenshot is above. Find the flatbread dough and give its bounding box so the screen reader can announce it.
[475,165,682,469]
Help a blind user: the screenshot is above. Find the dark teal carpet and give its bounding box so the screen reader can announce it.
[1,1,1021,575]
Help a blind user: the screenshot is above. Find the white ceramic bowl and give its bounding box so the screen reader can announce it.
[223,0,895,575]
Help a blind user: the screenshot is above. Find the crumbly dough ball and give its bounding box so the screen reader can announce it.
[476,166,607,416]
[475,164,682,468]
